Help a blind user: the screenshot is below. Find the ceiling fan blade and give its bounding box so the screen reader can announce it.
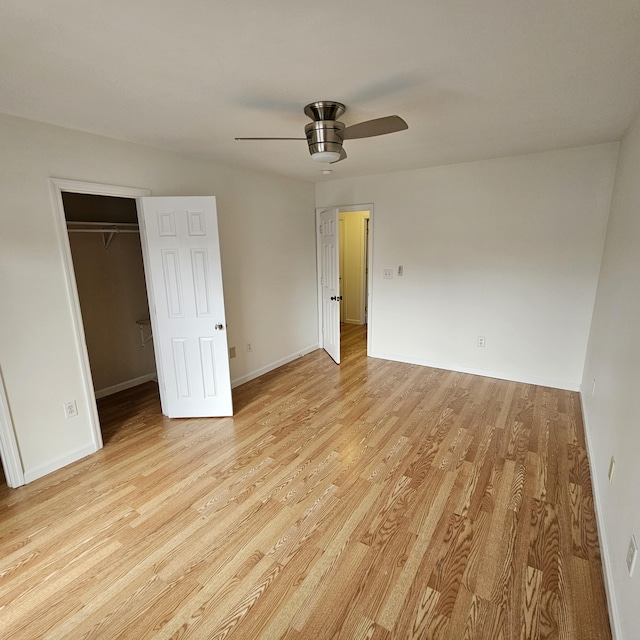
[331,148,347,164]
[234,137,306,141]
[339,115,408,140]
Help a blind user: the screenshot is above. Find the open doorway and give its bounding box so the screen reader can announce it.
[339,210,370,326]
[62,192,158,442]
[317,204,373,365]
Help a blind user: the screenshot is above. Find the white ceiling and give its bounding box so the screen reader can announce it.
[2,1,639,183]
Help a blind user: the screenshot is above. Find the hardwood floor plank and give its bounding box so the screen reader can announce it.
[521,565,543,640]
[357,525,417,622]
[0,324,612,639]
[291,540,370,635]
[474,458,516,600]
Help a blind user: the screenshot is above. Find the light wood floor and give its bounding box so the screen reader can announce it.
[0,325,611,639]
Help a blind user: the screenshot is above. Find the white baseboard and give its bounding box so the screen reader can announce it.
[23,443,98,484]
[95,373,157,399]
[369,350,580,391]
[231,344,319,388]
[579,392,621,640]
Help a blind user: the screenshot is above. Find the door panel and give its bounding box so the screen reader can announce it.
[138,196,232,417]
[319,208,340,364]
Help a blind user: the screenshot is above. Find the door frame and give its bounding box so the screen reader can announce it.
[50,178,152,451]
[316,203,374,357]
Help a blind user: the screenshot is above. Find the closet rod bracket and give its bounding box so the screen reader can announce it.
[102,232,116,250]
[136,319,153,349]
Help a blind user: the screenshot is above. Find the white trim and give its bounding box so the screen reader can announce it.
[50,178,151,199]
[23,443,97,484]
[94,373,157,399]
[361,215,368,325]
[231,344,319,388]
[315,209,324,350]
[369,349,581,391]
[316,203,374,359]
[579,392,621,640]
[49,179,152,458]
[0,368,25,488]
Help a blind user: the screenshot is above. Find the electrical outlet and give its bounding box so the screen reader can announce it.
[627,535,638,576]
[229,346,236,359]
[383,269,393,279]
[63,400,78,419]
[608,456,615,483]
[246,342,252,353]
[477,336,486,348]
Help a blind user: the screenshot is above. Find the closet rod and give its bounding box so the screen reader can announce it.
[67,229,139,233]
[66,224,139,249]
[66,221,139,229]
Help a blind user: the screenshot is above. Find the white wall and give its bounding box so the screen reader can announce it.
[317,144,618,390]
[0,113,317,482]
[581,107,640,640]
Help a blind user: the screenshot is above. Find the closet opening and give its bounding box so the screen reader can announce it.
[63,192,158,442]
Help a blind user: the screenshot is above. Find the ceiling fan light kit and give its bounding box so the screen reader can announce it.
[235,100,407,164]
[311,151,342,162]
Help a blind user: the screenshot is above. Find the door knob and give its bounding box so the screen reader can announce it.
[215,323,224,330]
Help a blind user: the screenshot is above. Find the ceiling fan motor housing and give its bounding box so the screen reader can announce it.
[304,120,345,156]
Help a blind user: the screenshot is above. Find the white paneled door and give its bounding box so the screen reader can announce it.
[138,196,232,417]
[319,208,340,364]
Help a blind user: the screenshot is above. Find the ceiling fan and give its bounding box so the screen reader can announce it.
[235,101,408,164]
